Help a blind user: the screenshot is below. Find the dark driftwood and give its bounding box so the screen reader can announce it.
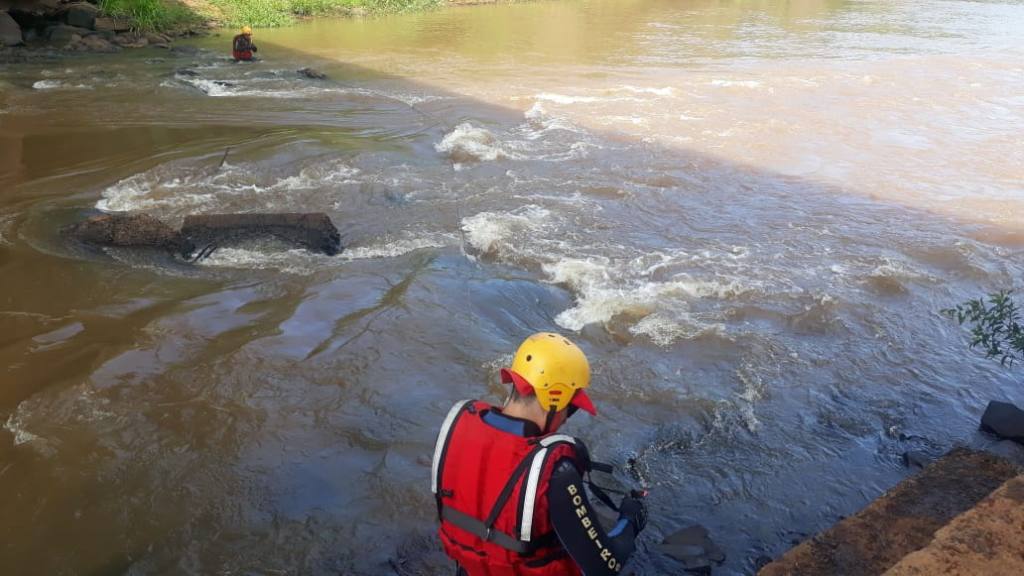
[63,212,342,259]
[181,213,341,256]
[62,214,195,256]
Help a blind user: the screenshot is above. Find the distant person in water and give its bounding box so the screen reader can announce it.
[232,26,258,62]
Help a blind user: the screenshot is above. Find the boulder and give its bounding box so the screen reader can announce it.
[656,524,726,572]
[298,67,327,80]
[0,11,22,46]
[168,45,199,56]
[902,450,932,469]
[47,24,91,44]
[144,32,169,45]
[63,214,194,256]
[80,33,116,53]
[981,401,1024,444]
[64,3,98,29]
[112,33,147,48]
[94,17,130,33]
[180,213,342,256]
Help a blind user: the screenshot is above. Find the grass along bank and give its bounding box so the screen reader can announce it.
[98,0,442,32]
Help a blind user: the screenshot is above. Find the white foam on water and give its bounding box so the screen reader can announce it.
[735,361,767,432]
[508,104,597,162]
[544,257,750,332]
[603,115,648,126]
[178,77,240,97]
[374,90,454,106]
[436,123,518,164]
[32,80,89,90]
[461,204,759,344]
[461,205,551,255]
[197,248,324,275]
[535,92,603,105]
[97,172,217,212]
[341,235,453,260]
[270,163,361,191]
[197,234,452,273]
[709,79,763,89]
[32,80,62,90]
[4,413,39,446]
[617,85,675,96]
[176,75,357,99]
[96,159,361,214]
[868,258,929,281]
[523,102,583,134]
[0,213,15,246]
[632,314,729,347]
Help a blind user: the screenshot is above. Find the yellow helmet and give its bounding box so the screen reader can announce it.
[500,332,596,415]
[241,26,253,35]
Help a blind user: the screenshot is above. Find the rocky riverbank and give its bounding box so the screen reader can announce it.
[0,0,204,58]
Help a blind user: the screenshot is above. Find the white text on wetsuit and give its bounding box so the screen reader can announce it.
[567,484,621,573]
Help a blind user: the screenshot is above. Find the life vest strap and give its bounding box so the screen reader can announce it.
[441,506,559,555]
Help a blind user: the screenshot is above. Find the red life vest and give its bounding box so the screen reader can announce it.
[432,400,584,576]
[232,34,253,61]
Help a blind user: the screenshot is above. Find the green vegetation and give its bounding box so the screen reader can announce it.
[944,291,1024,367]
[100,0,443,31]
[98,0,204,32]
[208,0,441,27]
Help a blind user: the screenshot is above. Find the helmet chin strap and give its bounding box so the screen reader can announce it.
[542,405,557,435]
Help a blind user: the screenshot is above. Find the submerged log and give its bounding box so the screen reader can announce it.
[62,213,194,256]
[180,213,342,256]
[64,212,342,259]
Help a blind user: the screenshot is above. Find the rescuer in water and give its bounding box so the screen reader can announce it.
[232,26,258,62]
[432,333,647,575]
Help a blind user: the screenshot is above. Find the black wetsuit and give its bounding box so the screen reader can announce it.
[459,410,642,576]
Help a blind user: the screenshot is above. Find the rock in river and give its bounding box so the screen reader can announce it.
[47,24,91,44]
[655,524,726,573]
[981,401,1024,444]
[1,11,24,46]
[298,67,328,80]
[64,2,98,30]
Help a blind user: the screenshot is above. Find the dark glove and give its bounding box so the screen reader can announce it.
[252,45,258,52]
[618,496,648,533]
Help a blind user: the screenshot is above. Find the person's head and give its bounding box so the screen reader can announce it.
[499,332,595,434]
[241,26,253,36]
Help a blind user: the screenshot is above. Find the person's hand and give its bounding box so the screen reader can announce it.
[618,496,647,533]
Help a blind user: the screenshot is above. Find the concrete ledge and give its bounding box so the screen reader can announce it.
[758,448,1021,576]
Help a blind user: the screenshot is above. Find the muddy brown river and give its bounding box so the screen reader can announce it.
[2,0,1023,574]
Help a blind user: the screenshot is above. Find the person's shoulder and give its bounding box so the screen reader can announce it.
[551,455,579,476]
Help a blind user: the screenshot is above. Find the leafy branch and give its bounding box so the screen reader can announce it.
[943,290,1024,367]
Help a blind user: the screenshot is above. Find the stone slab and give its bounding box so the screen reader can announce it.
[885,474,1024,576]
[758,448,1021,576]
